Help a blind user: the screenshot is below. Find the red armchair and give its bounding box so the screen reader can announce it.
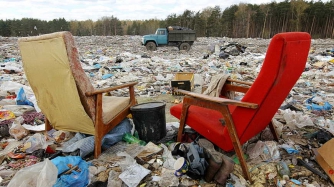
[170,32,311,181]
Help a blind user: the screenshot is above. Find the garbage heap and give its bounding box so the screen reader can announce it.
[0,35,333,186]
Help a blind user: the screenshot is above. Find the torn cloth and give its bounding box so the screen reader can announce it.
[203,73,232,98]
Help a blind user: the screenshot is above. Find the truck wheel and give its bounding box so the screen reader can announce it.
[179,43,191,51]
[146,42,157,51]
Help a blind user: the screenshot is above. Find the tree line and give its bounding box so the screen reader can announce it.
[0,0,333,39]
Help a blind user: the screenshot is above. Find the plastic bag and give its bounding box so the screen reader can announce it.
[116,152,136,171]
[279,144,299,154]
[247,141,280,161]
[29,95,41,112]
[7,158,58,187]
[323,119,334,136]
[62,118,132,158]
[158,168,179,187]
[51,156,90,187]
[0,99,16,105]
[0,81,33,95]
[2,105,35,116]
[16,87,34,107]
[23,133,47,153]
[108,170,122,186]
[282,109,314,129]
[272,119,284,136]
[9,120,29,140]
[161,143,176,170]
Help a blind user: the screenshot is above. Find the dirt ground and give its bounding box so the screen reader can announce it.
[136,94,183,123]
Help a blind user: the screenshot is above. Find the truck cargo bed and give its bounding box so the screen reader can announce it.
[168,30,196,42]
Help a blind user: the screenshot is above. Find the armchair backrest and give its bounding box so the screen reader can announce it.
[230,32,311,144]
[18,32,96,134]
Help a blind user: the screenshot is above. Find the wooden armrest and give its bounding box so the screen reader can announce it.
[227,78,253,86]
[221,79,252,93]
[176,89,258,109]
[85,82,138,96]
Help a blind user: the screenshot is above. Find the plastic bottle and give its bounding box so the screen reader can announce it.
[134,130,139,139]
[277,161,290,177]
[122,133,146,146]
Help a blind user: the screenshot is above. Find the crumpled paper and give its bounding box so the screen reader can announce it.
[119,163,150,187]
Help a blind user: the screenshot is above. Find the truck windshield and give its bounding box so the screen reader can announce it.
[156,30,165,35]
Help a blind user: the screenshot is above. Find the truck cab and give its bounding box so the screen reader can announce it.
[142,26,196,51]
[142,28,168,50]
[155,29,168,45]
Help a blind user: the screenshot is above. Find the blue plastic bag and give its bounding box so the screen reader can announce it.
[305,97,333,111]
[51,156,90,187]
[101,73,113,79]
[16,87,34,107]
[93,63,101,69]
[279,144,299,154]
[62,118,132,158]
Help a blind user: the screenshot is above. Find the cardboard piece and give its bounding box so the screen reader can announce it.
[135,142,163,164]
[312,61,326,68]
[171,72,194,95]
[314,138,334,183]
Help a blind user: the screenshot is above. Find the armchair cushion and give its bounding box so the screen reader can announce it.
[102,96,130,124]
[170,103,237,151]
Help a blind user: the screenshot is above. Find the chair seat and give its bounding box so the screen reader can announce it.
[170,103,236,151]
[102,96,130,124]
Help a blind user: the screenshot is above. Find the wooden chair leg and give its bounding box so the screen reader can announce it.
[94,135,102,158]
[222,106,252,182]
[45,117,52,131]
[177,102,190,142]
[94,93,103,159]
[44,117,52,139]
[269,120,279,141]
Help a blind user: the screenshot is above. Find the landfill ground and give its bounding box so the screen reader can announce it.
[137,94,181,123]
[1,35,334,187]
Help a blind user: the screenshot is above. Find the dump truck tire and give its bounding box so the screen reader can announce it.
[179,43,191,51]
[146,42,157,51]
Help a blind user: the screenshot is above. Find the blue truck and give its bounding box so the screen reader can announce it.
[141,26,196,51]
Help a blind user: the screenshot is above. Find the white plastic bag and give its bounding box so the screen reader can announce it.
[7,159,58,187]
[0,81,33,96]
[9,119,29,140]
[161,143,176,170]
[247,140,280,161]
[2,105,35,116]
[24,133,47,153]
[0,99,16,105]
[282,109,314,129]
[158,168,179,187]
[272,119,284,136]
[107,170,122,187]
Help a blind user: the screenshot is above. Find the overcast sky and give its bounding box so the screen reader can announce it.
[0,0,330,21]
